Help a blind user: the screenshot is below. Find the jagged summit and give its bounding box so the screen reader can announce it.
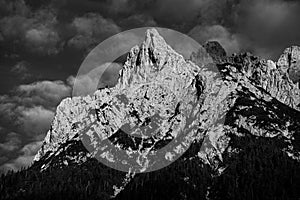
[116,28,199,90]
[123,28,170,71]
[34,28,203,173]
[125,28,173,70]
[144,28,169,60]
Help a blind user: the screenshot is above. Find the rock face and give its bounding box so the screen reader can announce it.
[203,41,227,60]
[29,29,300,199]
[34,29,204,173]
[278,46,300,84]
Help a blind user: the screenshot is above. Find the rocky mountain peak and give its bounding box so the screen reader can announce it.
[144,28,168,57]
[116,28,198,90]
[124,28,170,72]
[34,29,203,173]
[7,28,299,200]
[34,29,300,171]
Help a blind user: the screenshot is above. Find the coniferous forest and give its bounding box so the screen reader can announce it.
[1,133,299,200]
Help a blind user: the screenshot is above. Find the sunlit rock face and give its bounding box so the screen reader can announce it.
[34,29,205,172]
[32,28,300,198]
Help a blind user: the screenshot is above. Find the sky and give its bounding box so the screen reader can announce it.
[0,0,300,173]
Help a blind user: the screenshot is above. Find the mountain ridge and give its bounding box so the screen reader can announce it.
[1,28,300,200]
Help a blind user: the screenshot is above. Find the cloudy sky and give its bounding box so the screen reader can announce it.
[0,0,300,173]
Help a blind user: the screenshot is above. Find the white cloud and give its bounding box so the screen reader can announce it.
[20,106,55,136]
[0,79,72,172]
[25,25,62,55]
[0,79,72,136]
[0,132,21,152]
[16,80,72,108]
[0,7,62,55]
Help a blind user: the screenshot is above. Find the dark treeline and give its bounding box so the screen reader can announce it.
[0,134,299,200]
[114,134,300,200]
[0,158,126,200]
[209,134,300,200]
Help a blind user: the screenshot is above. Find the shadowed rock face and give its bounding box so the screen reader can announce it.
[203,41,227,61]
[28,29,300,198]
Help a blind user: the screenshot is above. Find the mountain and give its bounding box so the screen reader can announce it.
[1,29,300,200]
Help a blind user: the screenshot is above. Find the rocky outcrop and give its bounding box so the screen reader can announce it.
[278,46,300,84]
[203,41,227,61]
[216,52,300,111]
[195,49,300,169]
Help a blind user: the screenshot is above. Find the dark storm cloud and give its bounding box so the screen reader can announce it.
[67,13,121,51]
[0,1,62,56]
[0,80,71,135]
[0,80,70,151]
[184,0,300,59]
[2,0,300,59]
[11,61,29,74]
[0,0,30,17]
[188,25,241,55]
[0,132,22,152]
[51,0,300,59]
[232,0,300,59]
[10,61,31,81]
[119,14,157,29]
[48,0,224,31]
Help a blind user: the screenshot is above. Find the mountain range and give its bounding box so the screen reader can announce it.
[1,28,300,200]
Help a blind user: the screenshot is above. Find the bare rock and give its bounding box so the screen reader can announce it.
[34,28,205,173]
[278,46,300,85]
[203,41,227,61]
